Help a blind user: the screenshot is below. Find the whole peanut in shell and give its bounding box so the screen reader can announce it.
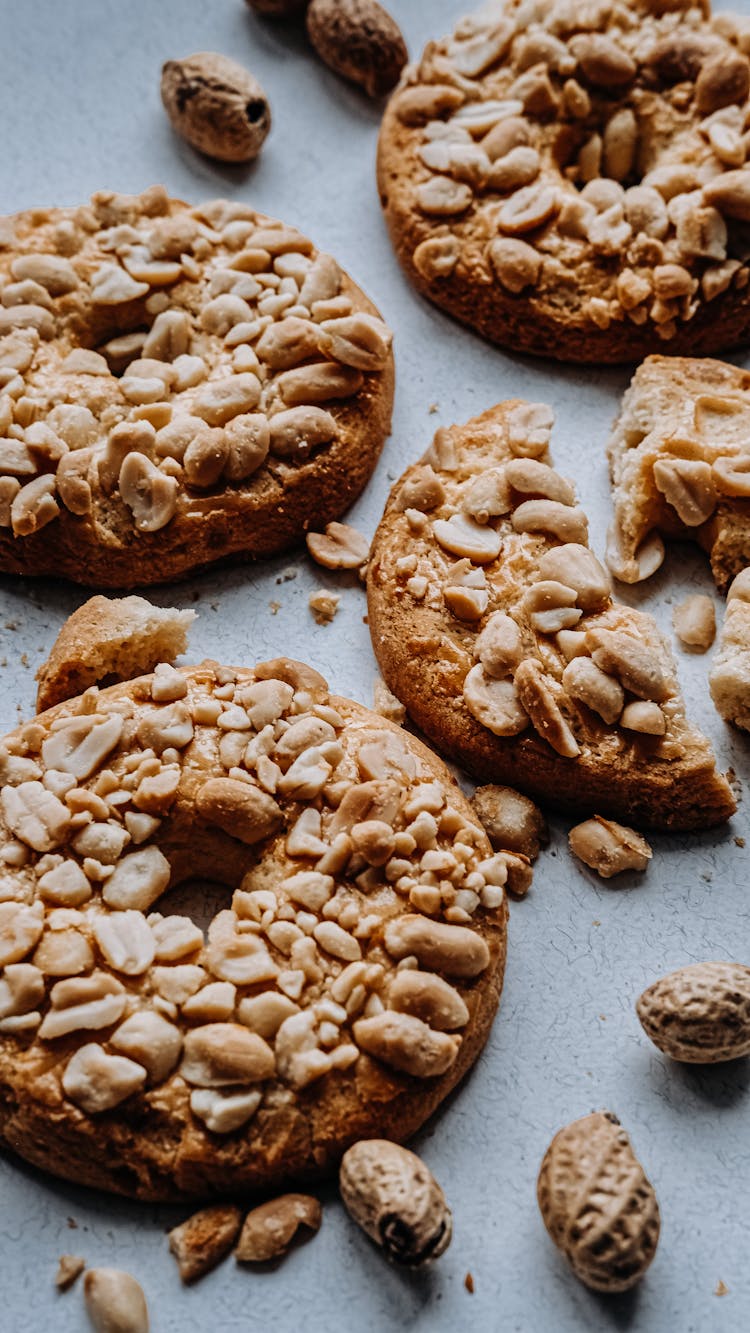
[537,1111,660,1292]
[636,961,750,1062]
[161,52,271,163]
[306,0,408,99]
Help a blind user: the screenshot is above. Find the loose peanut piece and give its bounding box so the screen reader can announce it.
[636,962,750,1062]
[471,784,547,860]
[537,1112,660,1292]
[306,0,408,99]
[672,594,716,651]
[235,1194,322,1262]
[569,817,652,879]
[161,53,270,163]
[168,1204,243,1283]
[339,1140,452,1267]
[55,1254,85,1291]
[83,1268,149,1333]
[307,522,369,570]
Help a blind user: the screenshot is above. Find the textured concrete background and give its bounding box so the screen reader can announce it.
[1,1,749,1329]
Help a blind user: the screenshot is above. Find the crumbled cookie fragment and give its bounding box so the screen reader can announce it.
[309,590,340,624]
[368,402,733,831]
[673,594,716,651]
[235,1194,321,1262]
[472,785,547,860]
[608,359,750,592]
[55,1254,85,1291]
[373,675,406,724]
[569,817,652,878]
[168,1204,243,1282]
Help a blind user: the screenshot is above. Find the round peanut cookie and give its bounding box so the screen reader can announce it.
[0,186,393,585]
[366,402,735,831]
[0,656,507,1200]
[378,0,750,363]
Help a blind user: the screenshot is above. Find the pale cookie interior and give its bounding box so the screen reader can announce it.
[607,354,750,592]
[709,566,750,728]
[36,595,196,713]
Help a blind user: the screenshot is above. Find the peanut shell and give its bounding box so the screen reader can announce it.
[160,53,270,163]
[636,961,750,1062]
[537,1111,660,1292]
[306,0,408,99]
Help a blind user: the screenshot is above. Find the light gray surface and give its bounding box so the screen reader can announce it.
[1,1,749,1329]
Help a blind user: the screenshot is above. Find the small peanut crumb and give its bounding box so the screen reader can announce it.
[309,590,340,624]
[735,836,746,848]
[715,1279,729,1296]
[465,1271,475,1294]
[55,1254,85,1291]
[672,594,716,651]
[269,600,281,615]
[373,675,406,724]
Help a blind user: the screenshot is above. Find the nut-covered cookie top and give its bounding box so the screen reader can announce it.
[382,0,750,350]
[0,187,392,554]
[366,402,735,829]
[0,657,506,1144]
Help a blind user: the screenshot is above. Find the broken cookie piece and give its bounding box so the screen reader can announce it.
[367,402,734,831]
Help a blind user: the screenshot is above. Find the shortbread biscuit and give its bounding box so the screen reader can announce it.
[607,356,750,594]
[0,187,393,585]
[378,0,750,363]
[367,403,734,831]
[0,655,508,1200]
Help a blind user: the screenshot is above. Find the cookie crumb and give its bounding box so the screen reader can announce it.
[269,600,281,615]
[55,1254,85,1291]
[429,403,439,415]
[735,836,745,848]
[374,675,406,724]
[67,1217,78,1229]
[309,590,340,625]
[277,566,299,584]
[168,1204,242,1283]
[715,1279,729,1296]
[464,1271,474,1293]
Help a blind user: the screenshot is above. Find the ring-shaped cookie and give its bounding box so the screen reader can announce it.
[0,656,506,1200]
[378,0,750,362]
[0,187,393,585]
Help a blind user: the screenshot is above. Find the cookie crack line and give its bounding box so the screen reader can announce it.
[366,400,735,832]
[0,654,509,1200]
[0,186,393,586]
[378,0,750,362]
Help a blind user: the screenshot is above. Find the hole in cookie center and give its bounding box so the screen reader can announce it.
[152,877,230,938]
